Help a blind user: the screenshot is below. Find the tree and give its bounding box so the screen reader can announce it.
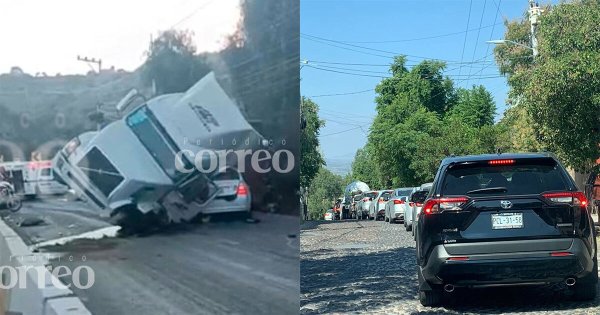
[307,167,344,220]
[300,97,325,188]
[142,30,211,95]
[449,86,496,128]
[494,1,600,171]
[366,56,500,187]
[350,145,382,188]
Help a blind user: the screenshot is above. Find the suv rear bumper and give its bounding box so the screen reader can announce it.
[422,238,595,287]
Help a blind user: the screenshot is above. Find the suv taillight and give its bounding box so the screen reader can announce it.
[542,192,587,207]
[379,198,385,203]
[394,199,405,205]
[237,183,248,196]
[423,197,469,214]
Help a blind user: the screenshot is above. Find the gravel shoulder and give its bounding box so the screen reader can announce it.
[301,219,600,314]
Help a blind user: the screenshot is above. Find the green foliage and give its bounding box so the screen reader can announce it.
[350,145,383,188]
[495,1,600,171]
[300,97,325,188]
[449,86,496,128]
[307,167,345,220]
[361,57,499,188]
[142,30,211,95]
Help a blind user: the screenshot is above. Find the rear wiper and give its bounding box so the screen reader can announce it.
[466,187,508,194]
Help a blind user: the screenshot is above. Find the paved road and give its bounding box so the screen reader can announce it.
[3,199,300,315]
[301,219,600,314]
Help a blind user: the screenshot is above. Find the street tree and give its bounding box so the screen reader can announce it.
[307,167,345,220]
[494,1,600,171]
[300,97,326,189]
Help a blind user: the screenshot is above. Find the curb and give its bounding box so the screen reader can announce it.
[0,218,91,315]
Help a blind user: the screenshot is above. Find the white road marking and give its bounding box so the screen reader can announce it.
[32,226,121,248]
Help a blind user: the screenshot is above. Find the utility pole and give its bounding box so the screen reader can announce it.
[77,55,102,73]
[528,0,542,57]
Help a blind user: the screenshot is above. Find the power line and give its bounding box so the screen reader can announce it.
[477,0,502,85]
[466,0,487,86]
[458,0,474,79]
[302,33,470,62]
[309,89,374,98]
[170,0,216,28]
[320,126,363,137]
[332,22,504,44]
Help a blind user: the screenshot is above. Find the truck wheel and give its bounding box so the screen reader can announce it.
[111,206,165,236]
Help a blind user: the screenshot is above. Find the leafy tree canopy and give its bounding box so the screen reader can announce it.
[301,97,325,188]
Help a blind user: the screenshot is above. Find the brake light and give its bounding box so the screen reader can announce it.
[543,192,587,207]
[394,199,405,205]
[488,159,515,165]
[447,256,469,261]
[236,183,248,196]
[363,198,368,202]
[378,198,385,203]
[550,251,573,257]
[416,203,423,207]
[408,202,415,207]
[423,197,469,214]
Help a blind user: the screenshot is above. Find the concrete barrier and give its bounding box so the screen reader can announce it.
[0,219,91,315]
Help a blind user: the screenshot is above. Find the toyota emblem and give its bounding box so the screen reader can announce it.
[500,200,512,209]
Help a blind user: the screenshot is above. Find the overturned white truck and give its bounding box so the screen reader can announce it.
[53,72,267,229]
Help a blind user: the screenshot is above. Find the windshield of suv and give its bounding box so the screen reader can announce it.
[442,160,569,196]
[126,105,194,182]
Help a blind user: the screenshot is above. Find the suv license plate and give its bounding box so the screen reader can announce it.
[491,212,523,229]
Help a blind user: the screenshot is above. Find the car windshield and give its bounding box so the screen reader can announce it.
[126,105,194,182]
[365,192,377,199]
[442,159,569,196]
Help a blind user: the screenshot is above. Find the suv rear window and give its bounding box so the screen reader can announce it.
[442,159,569,196]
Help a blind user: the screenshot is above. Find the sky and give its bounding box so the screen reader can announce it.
[0,0,241,75]
[301,0,558,174]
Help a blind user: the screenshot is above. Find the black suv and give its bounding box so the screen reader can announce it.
[415,153,597,306]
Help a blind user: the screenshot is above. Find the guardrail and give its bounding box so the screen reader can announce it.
[0,219,91,315]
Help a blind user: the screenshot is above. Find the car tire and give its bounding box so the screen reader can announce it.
[418,268,443,307]
[573,257,598,301]
[389,218,394,224]
[406,223,412,232]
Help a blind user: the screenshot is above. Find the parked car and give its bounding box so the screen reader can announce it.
[343,181,370,219]
[324,209,334,221]
[416,153,597,306]
[369,190,393,220]
[201,166,251,216]
[357,191,377,220]
[410,182,433,236]
[384,187,415,224]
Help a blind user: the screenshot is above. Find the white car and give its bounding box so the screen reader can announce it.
[202,167,251,216]
[368,190,393,220]
[324,209,334,221]
[357,191,377,220]
[384,187,415,224]
[410,183,432,237]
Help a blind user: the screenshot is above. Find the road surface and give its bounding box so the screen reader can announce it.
[301,219,600,314]
[3,198,300,315]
